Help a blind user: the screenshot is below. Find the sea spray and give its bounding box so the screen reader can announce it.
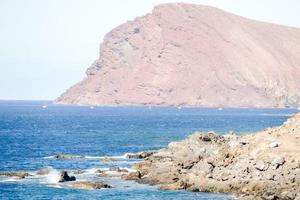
[43,167,61,184]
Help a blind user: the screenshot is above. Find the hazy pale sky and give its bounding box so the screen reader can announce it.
[0,0,299,100]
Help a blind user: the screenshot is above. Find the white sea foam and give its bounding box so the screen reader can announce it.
[259,113,293,117]
[43,156,54,159]
[84,156,102,159]
[84,168,99,174]
[46,184,63,188]
[84,154,128,160]
[112,154,128,159]
[0,178,22,182]
[123,167,137,173]
[83,167,109,174]
[44,168,61,184]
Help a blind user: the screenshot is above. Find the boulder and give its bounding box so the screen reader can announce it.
[269,142,280,148]
[255,161,269,171]
[121,171,141,180]
[271,157,285,170]
[58,171,76,182]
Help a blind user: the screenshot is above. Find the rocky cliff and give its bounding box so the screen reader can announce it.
[131,113,300,199]
[55,3,300,107]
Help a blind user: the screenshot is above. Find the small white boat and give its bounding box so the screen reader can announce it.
[42,105,47,109]
[218,107,223,111]
[90,106,94,109]
[177,106,182,110]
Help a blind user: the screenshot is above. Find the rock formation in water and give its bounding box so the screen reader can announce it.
[130,113,300,199]
[56,3,300,108]
[70,181,112,190]
[0,172,31,179]
[58,171,76,182]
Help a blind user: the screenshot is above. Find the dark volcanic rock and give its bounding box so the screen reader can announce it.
[58,171,76,182]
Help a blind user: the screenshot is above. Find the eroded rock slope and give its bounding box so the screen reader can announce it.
[56,3,300,107]
[131,113,300,199]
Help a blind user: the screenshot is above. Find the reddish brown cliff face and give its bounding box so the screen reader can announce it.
[56,3,300,107]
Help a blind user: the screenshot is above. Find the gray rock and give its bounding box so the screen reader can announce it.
[255,161,269,171]
[272,156,285,169]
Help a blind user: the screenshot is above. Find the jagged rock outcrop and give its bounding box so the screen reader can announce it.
[56,3,300,107]
[131,113,300,199]
[58,171,76,182]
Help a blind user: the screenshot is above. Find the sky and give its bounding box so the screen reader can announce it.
[0,0,299,100]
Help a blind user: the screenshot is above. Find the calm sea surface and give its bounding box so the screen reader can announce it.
[0,100,297,199]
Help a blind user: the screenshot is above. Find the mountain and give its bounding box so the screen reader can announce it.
[55,3,300,107]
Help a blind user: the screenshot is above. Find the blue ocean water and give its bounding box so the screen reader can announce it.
[0,100,297,199]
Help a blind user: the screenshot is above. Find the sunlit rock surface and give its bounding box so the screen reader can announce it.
[56,3,300,108]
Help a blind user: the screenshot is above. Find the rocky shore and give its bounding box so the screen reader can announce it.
[1,114,299,198]
[129,113,300,199]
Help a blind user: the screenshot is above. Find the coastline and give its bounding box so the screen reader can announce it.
[128,113,300,199]
[0,103,298,199]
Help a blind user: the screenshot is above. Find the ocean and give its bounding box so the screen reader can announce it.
[0,100,297,199]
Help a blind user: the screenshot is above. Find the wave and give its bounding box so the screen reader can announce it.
[46,184,63,188]
[84,154,128,159]
[0,177,23,182]
[84,156,103,159]
[43,156,54,159]
[259,113,294,117]
[83,167,109,174]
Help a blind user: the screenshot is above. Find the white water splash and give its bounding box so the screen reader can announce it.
[84,156,102,159]
[83,168,109,174]
[84,154,128,159]
[44,167,61,184]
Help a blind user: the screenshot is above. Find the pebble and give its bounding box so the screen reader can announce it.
[269,142,280,148]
